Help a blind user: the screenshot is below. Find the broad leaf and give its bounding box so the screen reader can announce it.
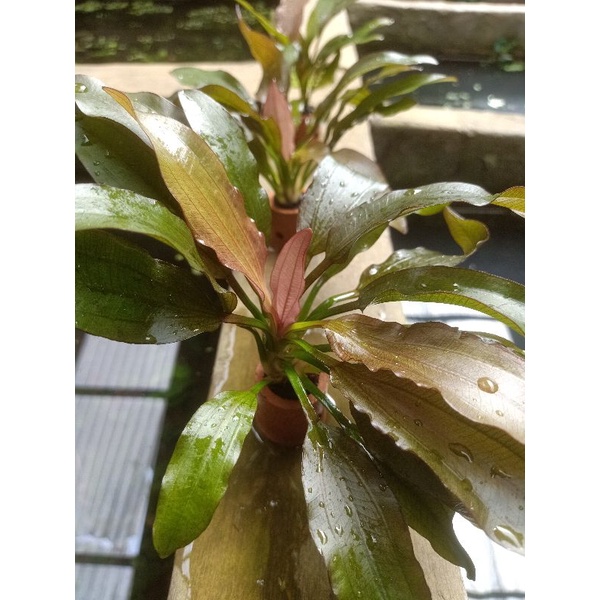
[105,88,271,305]
[358,247,466,288]
[299,150,389,258]
[442,206,490,256]
[324,316,525,445]
[306,0,360,43]
[75,76,174,205]
[170,67,253,104]
[321,182,496,269]
[314,51,438,123]
[329,362,525,554]
[352,410,476,580]
[76,183,206,274]
[492,186,525,217]
[177,89,271,238]
[262,80,295,161]
[76,230,227,343]
[153,385,262,557]
[237,8,282,83]
[271,229,313,334]
[356,266,525,337]
[302,423,432,600]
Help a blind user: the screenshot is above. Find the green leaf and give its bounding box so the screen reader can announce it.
[76,183,202,273]
[356,265,525,337]
[321,182,496,270]
[330,73,454,144]
[76,230,227,343]
[105,88,271,305]
[358,247,466,288]
[298,149,389,258]
[329,361,525,554]
[170,67,253,104]
[314,51,438,124]
[492,185,525,217]
[302,423,432,600]
[75,75,174,205]
[153,385,262,557]
[352,409,476,580]
[177,89,271,239]
[442,206,490,256]
[306,0,360,43]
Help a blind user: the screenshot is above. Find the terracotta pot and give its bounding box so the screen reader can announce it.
[269,196,300,252]
[253,365,327,447]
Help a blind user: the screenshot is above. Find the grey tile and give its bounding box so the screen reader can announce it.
[75,563,135,600]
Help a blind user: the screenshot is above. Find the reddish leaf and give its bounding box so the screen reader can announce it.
[262,80,295,161]
[270,228,312,334]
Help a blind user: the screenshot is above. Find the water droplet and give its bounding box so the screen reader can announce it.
[370,534,378,544]
[518,505,524,511]
[316,529,328,544]
[419,283,427,289]
[344,504,353,517]
[473,83,482,92]
[413,419,423,427]
[490,465,512,479]
[495,409,504,417]
[334,525,343,536]
[347,494,354,502]
[256,579,265,587]
[307,487,313,493]
[368,266,378,276]
[449,443,474,462]
[378,483,388,492]
[477,377,499,394]
[459,478,473,492]
[339,181,346,187]
[318,501,325,508]
[75,83,88,93]
[269,499,278,508]
[493,525,524,549]
[80,134,92,147]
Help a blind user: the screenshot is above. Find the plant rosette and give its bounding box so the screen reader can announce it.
[75,73,525,600]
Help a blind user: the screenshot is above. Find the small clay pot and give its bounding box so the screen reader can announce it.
[253,365,328,447]
[269,197,300,252]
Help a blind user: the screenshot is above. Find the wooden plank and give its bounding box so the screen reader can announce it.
[75,395,166,558]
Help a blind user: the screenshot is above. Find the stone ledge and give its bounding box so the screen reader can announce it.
[370,106,524,192]
[347,0,525,61]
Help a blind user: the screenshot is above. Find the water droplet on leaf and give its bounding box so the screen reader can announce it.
[477,377,499,393]
[449,443,474,462]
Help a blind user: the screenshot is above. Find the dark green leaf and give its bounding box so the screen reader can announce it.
[298,149,389,257]
[352,409,476,580]
[356,266,525,337]
[302,423,432,600]
[153,385,261,557]
[76,230,227,343]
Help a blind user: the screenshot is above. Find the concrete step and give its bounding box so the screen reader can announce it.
[346,0,525,193]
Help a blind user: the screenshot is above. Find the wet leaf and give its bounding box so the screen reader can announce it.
[262,80,295,161]
[299,149,389,258]
[75,75,173,205]
[153,386,262,558]
[105,88,271,305]
[271,229,313,334]
[302,423,432,600]
[75,230,227,343]
[178,89,271,238]
[324,316,525,445]
[352,410,476,580]
[170,67,253,104]
[356,266,525,337]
